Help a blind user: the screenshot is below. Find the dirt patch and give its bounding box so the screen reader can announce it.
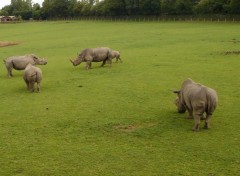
[0,41,20,47]
[115,125,139,132]
[114,123,156,133]
[230,38,240,43]
[224,51,240,55]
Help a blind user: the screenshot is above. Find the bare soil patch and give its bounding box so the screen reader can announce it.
[0,41,20,47]
[114,123,157,133]
[224,51,240,55]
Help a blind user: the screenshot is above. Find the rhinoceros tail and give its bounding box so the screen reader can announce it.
[35,71,42,83]
[106,49,111,60]
[206,89,218,114]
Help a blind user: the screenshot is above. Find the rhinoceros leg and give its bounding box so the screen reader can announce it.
[29,82,35,92]
[6,65,13,78]
[103,58,112,67]
[116,57,122,63]
[192,114,202,131]
[108,59,112,67]
[24,79,29,90]
[203,114,212,129]
[86,61,91,69]
[187,109,193,119]
[101,60,107,67]
[37,83,40,92]
[8,69,13,78]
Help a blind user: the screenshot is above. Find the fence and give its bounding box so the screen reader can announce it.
[50,16,240,22]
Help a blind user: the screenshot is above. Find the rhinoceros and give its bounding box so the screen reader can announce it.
[4,54,47,78]
[70,47,112,69]
[23,63,42,92]
[110,50,122,63]
[173,78,218,131]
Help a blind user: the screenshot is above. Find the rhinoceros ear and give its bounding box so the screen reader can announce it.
[32,55,38,61]
[173,90,180,94]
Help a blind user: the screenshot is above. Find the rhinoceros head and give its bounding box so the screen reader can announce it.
[70,54,83,66]
[32,55,47,65]
[173,90,186,113]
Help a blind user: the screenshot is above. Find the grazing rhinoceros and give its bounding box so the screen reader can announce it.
[110,50,122,63]
[4,54,47,78]
[173,78,218,131]
[70,47,112,69]
[23,63,42,92]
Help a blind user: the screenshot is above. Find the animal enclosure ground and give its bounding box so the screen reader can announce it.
[0,41,20,47]
[0,21,240,175]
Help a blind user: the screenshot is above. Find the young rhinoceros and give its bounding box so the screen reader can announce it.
[173,78,218,131]
[110,50,122,63]
[23,64,42,92]
[4,54,47,78]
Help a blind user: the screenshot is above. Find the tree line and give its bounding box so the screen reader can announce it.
[0,0,240,20]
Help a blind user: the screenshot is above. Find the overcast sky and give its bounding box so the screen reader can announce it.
[0,0,44,9]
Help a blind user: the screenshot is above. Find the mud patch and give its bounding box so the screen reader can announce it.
[221,38,240,44]
[114,123,156,133]
[230,38,240,43]
[115,125,139,132]
[0,41,20,47]
[224,51,240,55]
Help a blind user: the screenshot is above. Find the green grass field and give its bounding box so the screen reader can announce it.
[0,21,240,175]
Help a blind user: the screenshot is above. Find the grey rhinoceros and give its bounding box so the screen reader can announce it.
[173,78,218,131]
[4,54,47,78]
[110,50,122,63]
[70,47,112,69]
[23,63,42,92]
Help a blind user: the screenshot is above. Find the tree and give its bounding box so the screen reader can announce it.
[103,0,126,16]
[52,0,70,17]
[2,0,240,19]
[26,0,33,9]
[41,0,70,18]
[68,0,78,17]
[0,5,11,15]
[229,0,240,14]
[41,0,54,19]
[94,1,105,16]
[20,10,33,20]
[2,0,33,19]
[139,0,161,15]
[175,0,193,14]
[124,0,140,15]
[194,0,230,14]
[32,3,41,19]
[161,0,177,15]
[81,1,92,16]
[72,1,84,16]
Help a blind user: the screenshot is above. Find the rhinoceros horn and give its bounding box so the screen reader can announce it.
[70,59,74,63]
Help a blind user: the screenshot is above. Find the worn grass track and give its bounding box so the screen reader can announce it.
[0,21,240,175]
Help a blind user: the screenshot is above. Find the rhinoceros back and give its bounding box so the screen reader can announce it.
[181,82,203,110]
[9,56,35,70]
[92,47,110,62]
[181,79,217,114]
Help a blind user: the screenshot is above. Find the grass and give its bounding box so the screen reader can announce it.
[0,20,240,175]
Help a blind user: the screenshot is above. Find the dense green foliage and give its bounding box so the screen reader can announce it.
[1,0,240,20]
[0,21,240,175]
